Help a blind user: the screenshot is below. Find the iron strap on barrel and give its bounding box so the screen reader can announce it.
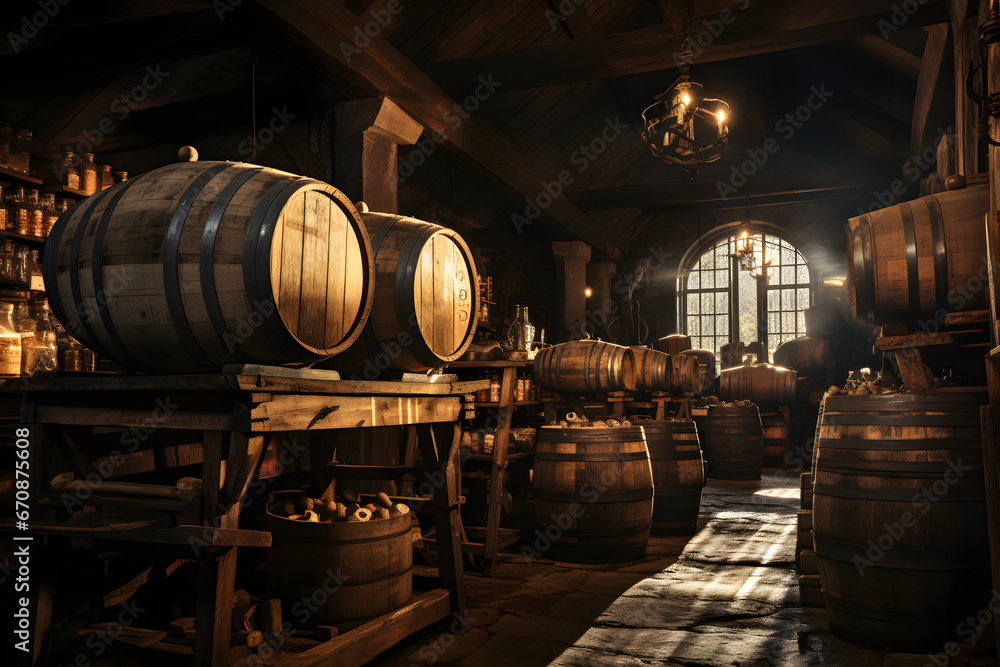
[816,457,983,476]
[533,488,653,503]
[66,186,119,360]
[534,451,650,462]
[814,535,988,570]
[200,166,264,363]
[648,451,703,461]
[163,162,234,370]
[855,217,877,323]
[90,177,145,371]
[900,201,921,321]
[926,195,950,313]
[824,594,978,625]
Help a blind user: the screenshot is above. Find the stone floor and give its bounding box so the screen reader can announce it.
[372,471,941,667]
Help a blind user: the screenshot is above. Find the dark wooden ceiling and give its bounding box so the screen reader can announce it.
[0,0,965,263]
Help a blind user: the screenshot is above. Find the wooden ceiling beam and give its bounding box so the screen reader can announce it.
[852,35,923,78]
[910,23,950,156]
[250,0,622,261]
[430,0,948,92]
[655,0,688,37]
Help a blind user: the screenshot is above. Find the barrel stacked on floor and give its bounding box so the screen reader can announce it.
[719,363,797,467]
[812,392,991,652]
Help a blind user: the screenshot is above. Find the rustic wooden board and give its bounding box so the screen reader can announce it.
[250,395,461,431]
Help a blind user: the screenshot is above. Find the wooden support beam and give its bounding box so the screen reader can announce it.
[950,0,982,175]
[911,23,950,156]
[656,0,688,37]
[430,0,948,91]
[250,0,622,261]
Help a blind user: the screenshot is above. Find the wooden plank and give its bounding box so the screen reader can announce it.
[893,349,933,391]
[875,330,990,349]
[429,0,948,91]
[34,405,238,431]
[988,212,1000,347]
[250,0,622,261]
[267,590,451,667]
[482,366,516,576]
[911,23,949,156]
[944,309,992,326]
[983,402,1000,655]
[0,520,271,547]
[250,395,461,431]
[222,433,267,515]
[202,431,224,525]
[194,547,238,667]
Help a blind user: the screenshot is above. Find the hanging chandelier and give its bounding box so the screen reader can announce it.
[641,3,730,178]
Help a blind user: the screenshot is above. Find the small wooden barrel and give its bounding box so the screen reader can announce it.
[264,507,412,621]
[327,212,479,374]
[704,404,764,480]
[657,334,691,356]
[630,346,671,392]
[760,410,790,468]
[44,161,375,373]
[635,418,705,535]
[813,392,990,652]
[846,184,989,324]
[533,341,636,396]
[680,348,716,395]
[773,337,835,376]
[719,363,796,408]
[533,426,653,563]
[664,353,701,396]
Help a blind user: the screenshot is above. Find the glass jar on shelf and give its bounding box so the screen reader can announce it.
[14,245,28,283]
[100,164,113,190]
[28,190,42,237]
[41,194,58,238]
[62,152,79,190]
[0,241,13,282]
[0,303,21,376]
[0,185,7,231]
[80,153,98,195]
[22,331,56,376]
[12,302,30,332]
[11,187,28,235]
[489,371,501,402]
[115,171,127,183]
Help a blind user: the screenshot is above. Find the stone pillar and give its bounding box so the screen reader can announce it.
[335,97,423,213]
[552,241,591,342]
[585,260,618,339]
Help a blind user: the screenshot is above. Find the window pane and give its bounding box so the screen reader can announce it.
[782,265,794,284]
[781,289,793,310]
[702,316,714,337]
[702,293,714,313]
[796,265,809,284]
[688,296,700,315]
[797,288,810,310]
[781,246,795,265]
[797,311,806,332]
[688,271,700,290]
[716,292,728,314]
[688,316,700,336]
[768,290,779,311]
[717,314,728,339]
[782,312,794,332]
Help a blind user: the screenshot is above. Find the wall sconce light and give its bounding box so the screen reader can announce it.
[584,287,593,298]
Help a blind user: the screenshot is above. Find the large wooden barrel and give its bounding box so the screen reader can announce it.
[704,404,764,480]
[719,363,797,407]
[774,337,835,376]
[657,334,691,355]
[630,346,670,392]
[634,418,705,535]
[532,426,653,563]
[43,161,374,374]
[666,353,701,396]
[812,392,990,652]
[265,504,412,621]
[326,212,478,374]
[846,184,989,325]
[680,348,716,395]
[760,410,790,467]
[720,341,764,368]
[533,341,636,396]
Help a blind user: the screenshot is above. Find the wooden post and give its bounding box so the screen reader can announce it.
[335,97,423,213]
[951,0,981,176]
[482,366,516,576]
[552,241,592,342]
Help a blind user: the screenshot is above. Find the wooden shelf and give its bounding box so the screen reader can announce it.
[39,184,91,198]
[0,229,46,248]
[0,519,272,547]
[472,400,541,407]
[0,164,42,186]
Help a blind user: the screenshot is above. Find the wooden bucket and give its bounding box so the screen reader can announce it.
[634,418,705,535]
[719,363,797,408]
[760,411,790,468]
[532,425,653,563]
[680,348,716,395]
[533,341,636,396]
[773,337,835,376]
[812,392,990,652]
[43,161,375,373]
[326,212,479,375]
[264,505,412,621]
[846,184,989,324]
[705,404,764,480]
[656,334,691,356]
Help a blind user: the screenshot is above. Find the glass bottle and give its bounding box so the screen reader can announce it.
[0,303,21,376]
[115,171,127,183]
[41,194,57,238]
[0,241,13,282]
[57,198,73,215]
[27,250,43,291]
[12,302,29,332]
[33,299,54,335]
[11,187,28,235]
[28,190,42,237]
[100,164,113,190]
[62,152,79,190]
[14,245,28,283]
[0,185,7,231]
[14,129,30,174]
[79,153,98,195]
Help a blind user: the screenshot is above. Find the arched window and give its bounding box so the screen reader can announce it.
[679,229,811,362]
